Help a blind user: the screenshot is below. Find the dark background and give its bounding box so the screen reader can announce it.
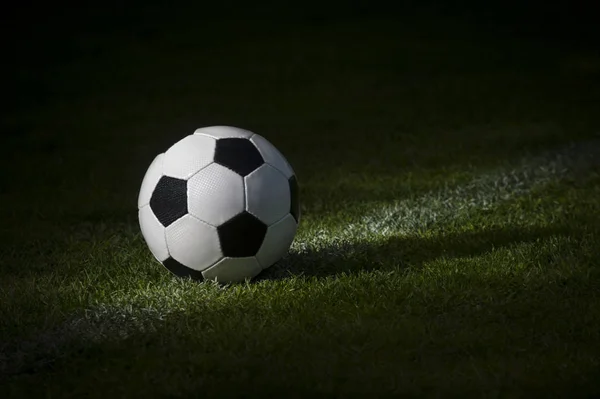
[3,1,599,60]
[2,0,598,115]
[2,1,598,39]
[1,1,597,203]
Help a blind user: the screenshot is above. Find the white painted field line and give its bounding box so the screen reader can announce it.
[2,138,599,377]
[294,138,600,249]
[0,305,171,378]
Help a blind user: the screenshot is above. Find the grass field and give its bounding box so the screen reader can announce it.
[2,7,600,397]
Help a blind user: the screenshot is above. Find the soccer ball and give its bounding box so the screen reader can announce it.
[137,126,300,283]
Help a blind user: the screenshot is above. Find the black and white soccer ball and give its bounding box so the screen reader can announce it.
[137,126,300,283]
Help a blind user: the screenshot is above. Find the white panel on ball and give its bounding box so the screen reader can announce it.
[163,134,216,180]
[137,153,164,209]
[256,213,297,269]
[245,164,291,225]
[194,125,254,139]
[139,205,170,262]
[250,134,294,179]
[202,257,262,283]
[165,214,222,271]
[188,163,245,226]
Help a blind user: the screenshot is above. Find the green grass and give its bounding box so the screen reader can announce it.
[1,11,600,398]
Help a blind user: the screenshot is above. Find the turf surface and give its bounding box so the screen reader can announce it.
[1,7,600,398]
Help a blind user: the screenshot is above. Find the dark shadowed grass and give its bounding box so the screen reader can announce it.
[1,9,600,398]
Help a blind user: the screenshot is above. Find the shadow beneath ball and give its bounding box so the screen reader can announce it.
[253,223,581,282]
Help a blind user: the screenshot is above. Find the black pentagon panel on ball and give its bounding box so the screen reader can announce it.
[214,138,264,176]
[162,257,205,280]
[289,175,300,223]
[149,176,188,227]
[217,211,267,257]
